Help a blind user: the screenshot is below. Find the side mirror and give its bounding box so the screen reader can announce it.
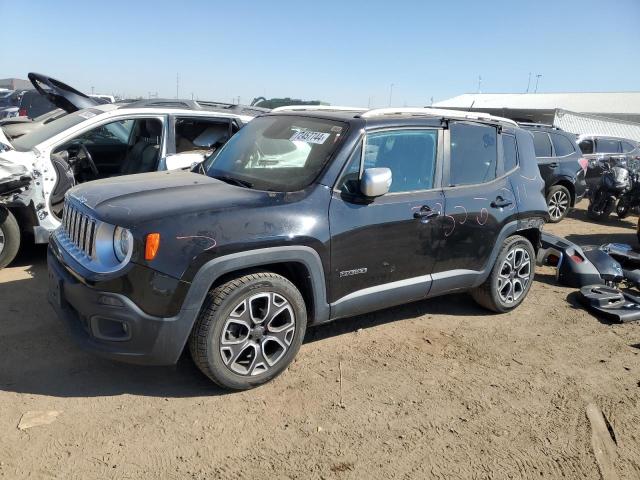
[165,152,205,171]
[360,167,392,197]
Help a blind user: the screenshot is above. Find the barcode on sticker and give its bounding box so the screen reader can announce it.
[290,131,330,144]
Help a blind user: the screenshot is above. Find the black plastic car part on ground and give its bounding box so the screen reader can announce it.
[48,107,549,389]
[521,123,588,223]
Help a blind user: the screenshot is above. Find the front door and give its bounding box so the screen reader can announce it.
[328,128,445,318]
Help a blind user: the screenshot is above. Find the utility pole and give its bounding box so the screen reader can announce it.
[367,96,372,108]
[526,72,531,93]
[176,73,179,99]
[477,75,482,94]
[91,86,94,95]
[534,74,542,93]
[389,83,395,106]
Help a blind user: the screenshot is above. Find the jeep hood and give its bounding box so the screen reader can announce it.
[67,170,272,225]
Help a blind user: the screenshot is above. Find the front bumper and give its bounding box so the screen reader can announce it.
[47,244,195,366]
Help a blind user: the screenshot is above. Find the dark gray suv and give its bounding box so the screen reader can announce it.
[523,124,588,222]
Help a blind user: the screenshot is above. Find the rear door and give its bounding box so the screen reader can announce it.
[328,127,445,316]
[432,122,517,295]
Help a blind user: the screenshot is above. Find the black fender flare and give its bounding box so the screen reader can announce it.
[166,246,330,363]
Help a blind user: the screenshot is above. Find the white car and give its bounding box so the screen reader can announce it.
[0,98,267,268]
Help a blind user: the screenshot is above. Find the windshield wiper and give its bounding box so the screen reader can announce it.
[212,175,253,188]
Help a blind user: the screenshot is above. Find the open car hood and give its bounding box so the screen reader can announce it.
[28,72,104,113]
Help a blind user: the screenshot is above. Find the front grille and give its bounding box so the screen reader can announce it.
[61,200,97,258]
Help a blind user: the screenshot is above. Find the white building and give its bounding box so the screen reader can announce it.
[433,92,640,141]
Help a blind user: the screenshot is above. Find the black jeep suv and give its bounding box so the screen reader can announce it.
[522,124,588,223]
[48,107,548,390]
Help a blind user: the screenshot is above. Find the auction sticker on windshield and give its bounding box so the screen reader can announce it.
[290,131,330,144]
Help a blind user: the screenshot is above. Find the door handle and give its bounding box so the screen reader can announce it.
[549,162,559,168]
[491,196,513,208]
[413,206,439,219]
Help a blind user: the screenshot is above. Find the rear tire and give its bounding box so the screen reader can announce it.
[189,271,307,390]
[471,235,535,313]
[0,209,20,269]
[546,185,571,223]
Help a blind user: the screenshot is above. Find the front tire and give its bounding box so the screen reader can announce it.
[0,209,20,269]
[471,235,535,313]
[189,271,307,390]
[546,185,571,223]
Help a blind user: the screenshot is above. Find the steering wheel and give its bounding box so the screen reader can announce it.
[77,144,99,176]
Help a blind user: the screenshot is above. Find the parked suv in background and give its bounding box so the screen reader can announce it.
[578,135,640,190]
[522,124,588,222]
[48,107,548,390]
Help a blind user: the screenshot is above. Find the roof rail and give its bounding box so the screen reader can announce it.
[517,122,560,129]
[360,107,518,126]
[272,105,367,113]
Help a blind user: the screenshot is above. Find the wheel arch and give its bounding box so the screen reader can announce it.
[551,179,576,206]
[167,246,330,365]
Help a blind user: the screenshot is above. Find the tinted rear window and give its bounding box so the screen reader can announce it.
[550,133,575,157]
[449,122,497,186]
[532,132,552,157]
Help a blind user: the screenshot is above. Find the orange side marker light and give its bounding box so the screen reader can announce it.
[145,233,161,260]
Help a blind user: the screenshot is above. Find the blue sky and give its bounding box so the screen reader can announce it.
[1,0,639,106]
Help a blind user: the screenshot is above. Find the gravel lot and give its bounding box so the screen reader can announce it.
[1,200,639,479]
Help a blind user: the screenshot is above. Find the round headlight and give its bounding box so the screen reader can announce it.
[113,226,133,263]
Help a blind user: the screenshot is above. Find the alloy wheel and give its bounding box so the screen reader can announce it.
[0,225,5,256]
[548,190,569,221]
[497,247,531,305]
[219,292,296,376]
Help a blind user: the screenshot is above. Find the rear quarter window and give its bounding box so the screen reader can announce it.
[502,134,518,172]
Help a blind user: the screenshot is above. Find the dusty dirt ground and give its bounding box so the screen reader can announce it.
[1,200,639,480]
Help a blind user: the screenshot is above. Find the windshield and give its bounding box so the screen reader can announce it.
[204,115,347,191]
[11,108,103,151]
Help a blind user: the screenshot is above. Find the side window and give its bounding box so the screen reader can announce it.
[365,129,437,193]
[550,133,575,157]
[502,134,518,172]
[621,141,635,153]
[339,129,438,194]
[578,138,594,154]
[532,132,552,157]
[70,119,135,147]
[175,118,233,154]
[596,138,621,153]
[450,122,497,186]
